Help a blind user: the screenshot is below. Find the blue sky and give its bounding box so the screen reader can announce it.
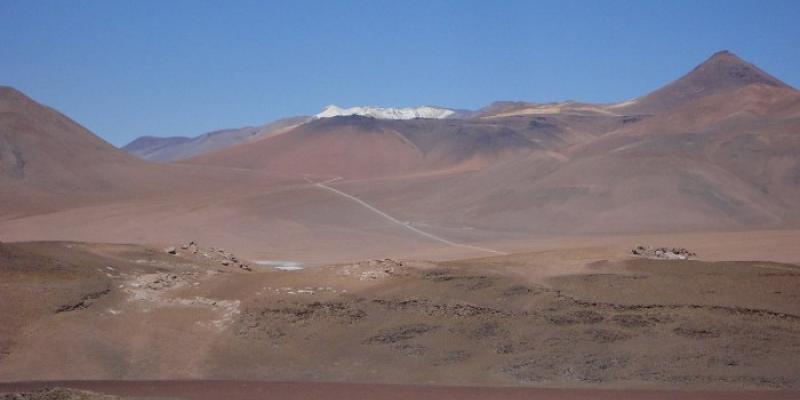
[1,0,799,146]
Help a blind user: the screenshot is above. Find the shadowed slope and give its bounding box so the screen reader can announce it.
[0,86,148,215]
[0,86,304,221]
[333,53,800,235]
[122,135,192,159]
[0,86,142,182]
[122,116,309,162]
[188,115,539,179]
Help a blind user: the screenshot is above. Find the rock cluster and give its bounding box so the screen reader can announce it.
[336,258,404,281]
[181,241,199,253]
[0,387,120,400]
[632,245,696,260]
[165,241,252,271]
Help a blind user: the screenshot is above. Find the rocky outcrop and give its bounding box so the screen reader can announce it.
[166,241,252,271]
[632,246,696,260]
[55,288,111,313]
[335,259,404,281]
[0,387,121,399]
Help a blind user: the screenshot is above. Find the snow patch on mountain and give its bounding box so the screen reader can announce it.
[315,105,455,120]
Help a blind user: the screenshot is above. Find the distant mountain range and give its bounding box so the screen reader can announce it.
[123,51,796,164]
[315,105,457,120]
[122,106,468,162]
[122,116,309,162]
[2,50,799,259]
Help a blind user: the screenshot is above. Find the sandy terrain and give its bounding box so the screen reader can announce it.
[1,241,798,393]
[2,51,800,399]
[3,381,800,400]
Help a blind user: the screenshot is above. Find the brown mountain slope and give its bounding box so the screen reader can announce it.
[187,116,541,179]
[0,86,142,183]
[2,51,799,264]
[331,56,800,236]
[620,50,793,114]
[0,87,486,263]
[0,86,150,215]
[478,51,793,119]
[475,100,628,119]
[0,87,303,220]
[570,83,800,210]
[122,116,309,162]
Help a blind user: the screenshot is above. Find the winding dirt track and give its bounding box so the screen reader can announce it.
[2,381,799,400]
[309,176,506,255]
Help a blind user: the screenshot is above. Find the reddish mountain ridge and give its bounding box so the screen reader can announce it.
[1,51,799,261]
[0,86,141,181]
[0,86,149,214]
[0,87,298,219]
[122,116,309,162]
[621,50,793,114]
[187,115,542,179]
[328,52,800,235]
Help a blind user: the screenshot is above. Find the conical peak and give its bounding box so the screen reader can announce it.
[686,50,787,88]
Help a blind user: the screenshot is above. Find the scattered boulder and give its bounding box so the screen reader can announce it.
[632,245,696,260]
[164,241,253,272]
[181,240,198,252]
[338,258,403,281]
[364,323,437,344]
[0,387,121,399]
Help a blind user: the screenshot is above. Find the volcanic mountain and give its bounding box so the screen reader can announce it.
[0,86,140,180]
[0,88,469,263]
[474,51,794,119]
[186,115,547,179]
[0,87,301,222]
[2,50,799,263]
[621,50,794,114]
[0,86,154,215]
[170,51,800,237]
[317,51,800,236]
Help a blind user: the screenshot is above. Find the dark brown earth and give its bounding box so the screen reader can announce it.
[2,381,800,400]
[1,241,798,392]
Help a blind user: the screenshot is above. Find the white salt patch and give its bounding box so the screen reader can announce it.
[254,260,304,271]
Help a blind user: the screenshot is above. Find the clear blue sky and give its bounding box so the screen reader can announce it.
[2,0,799,146]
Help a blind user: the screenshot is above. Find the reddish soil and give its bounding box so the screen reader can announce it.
[2,381,799,400]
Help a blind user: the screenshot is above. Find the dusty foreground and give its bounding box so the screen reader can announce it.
[2,381,800,400]
[1,239,799,394]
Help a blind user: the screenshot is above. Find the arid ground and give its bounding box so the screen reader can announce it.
[1,235,799,398]
[2,48,800,398]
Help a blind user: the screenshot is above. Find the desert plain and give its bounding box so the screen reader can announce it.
[2,50,800,399]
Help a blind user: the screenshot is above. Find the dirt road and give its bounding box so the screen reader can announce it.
[309,176,505,255]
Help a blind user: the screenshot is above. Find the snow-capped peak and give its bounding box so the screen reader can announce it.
[315,105,455,120]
